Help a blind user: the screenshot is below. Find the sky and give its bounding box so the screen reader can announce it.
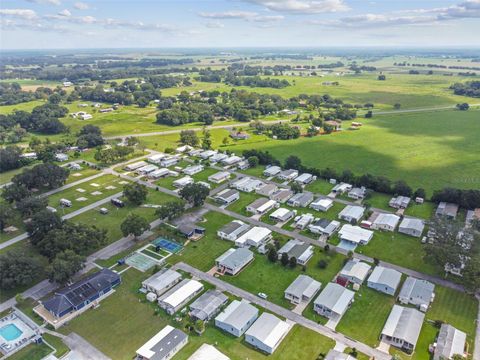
[1,0,480,49]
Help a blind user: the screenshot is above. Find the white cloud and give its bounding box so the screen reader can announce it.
[199,11,258,19]
[73,2,89,10]
[25,0,61,5]
[252,15,284,22]
[0,9,37,20]
[243,0,350,14]
[57,9,71,17]
[205,21,225,28]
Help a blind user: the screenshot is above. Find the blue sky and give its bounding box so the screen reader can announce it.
[1,0,479,49]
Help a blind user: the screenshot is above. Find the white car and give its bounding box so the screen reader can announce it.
[257,292,268,299]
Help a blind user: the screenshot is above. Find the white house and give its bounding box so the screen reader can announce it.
[277,169,298,181]
[313,283,355,320]
[214,189,240,205]
[338,259,371,285]
[263,165,281,177]
[141,269,182,296]
[332,182,352,194]
[124,161,147,171]
[137,164,158,175]
[367,266,402,296]
[293,213,315,230]
[256,183,278,197]
[147,153,166,164]
[308,219,341,238]
[208,171,230,184]
[284,275,321,305]
[347,187,367,200]
[433,324,467,360]
[215,300,259,337]
[398,277,435,312]
[338,224,373,246]
[294,173,315,185]
[389,196,411,209]
[398,218,425,238]
[199,150,217,159]
[158,279,204,315]
[173,176,194,188]
[149,168,171,179]
[235,227,272,248]
[183,165,204,176]
[222,155,242,166]
[269,208,295,223]
[338,205,365,223]
[55,153,69,162]
[278,239,314,266]
[370,213,400,232]
[245,313,291,354]
[246,198,277,215]
[187,344,230,360]
[216,248,254,275]
[310,198,333,212]
[217,220,250,242]
[232,177,264,193]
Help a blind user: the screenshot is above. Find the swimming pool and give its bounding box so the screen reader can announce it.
[0,323,23,341]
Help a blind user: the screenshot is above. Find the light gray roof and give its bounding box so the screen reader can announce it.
[256,183,278,195]
[189,290,228,321]
[325,349,355,360]
[215,300,258,330]
[399,217,425,232]
[285,275,321,299]
[434,324,467,360]
[314,283,354,314]
[288,192,313,205]
[339,205,364,219]
[245,313,290,349]
[399,277,435,305]
[278,239,309,259]
[436,202,459,217]
[248,197,271,210]
[339,260,371,282]
[368,266,402,290]
[142,269,182,292]
[218,220,250,237]
[382,305,425,347]
[215,189,238,201]
[137,326,187,360]
[216,248,253,269]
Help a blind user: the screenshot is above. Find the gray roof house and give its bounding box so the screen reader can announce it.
[216,248,254,275]
[263,165,281,177]
[270,189,294,203]
[370,212,400,232]
[434,324,467,360]
[287,192,314,207]
[338,205,365,224]
[214,189,240,205]
[278,239,314,266]
[217,220,250,242]
[269,208,295,223]
[136,325,188,360]
[389,196,411,209]
[244,313,291,354]
[313,283,355,320]
[215,300,259,337]
[338,259,371,285]
[189,290,228,321]
[278,169,298,181]
[141,268,182,296]
[367,266,402,296]
[294,173,315,185]
[398,277,435,311]
[347,186,367,200]
[256,183,278,197]
[436,202,459,219]
[158,279,204,315]
[381,305,425,354]
[308,219,341,238]
[398,217,425,238]
[325,349,356,360]
[284,275,321,305]
[208,171,230,184]
[246,197,277,215]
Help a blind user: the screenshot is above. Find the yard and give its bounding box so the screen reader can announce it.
[305,180,335,195]
[226,191,264,217]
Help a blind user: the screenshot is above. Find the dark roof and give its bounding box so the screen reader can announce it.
[177,224,205,236]
[43,269,120,315]
[150,328,188,360]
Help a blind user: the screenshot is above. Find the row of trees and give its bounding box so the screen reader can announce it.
[0,83,55,106]
[450,81,480,98]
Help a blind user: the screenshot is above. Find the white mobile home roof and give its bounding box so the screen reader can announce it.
[373,213,400,228]
[434,324,466,360]
[245,313,290,350]
[223,155,242,165]
[209,171,230,182]
[382,305,425,348]
[188,344,230,360]
[285,275,321,299]
[148,153,166,163]
[311,198,333,210]
[173,176,193,187]
[314,283,354,315]
[295,173,313,183]
[270,207,292,219]
[137,164,158,173]
[125,160,147,170]
[339,205,365,220]
[136,325,187,360]
[236,227,271,247]
[159,279,203,309]
[338,224,373,244]
[257,199,277,213]
[368,266,402,291]
[149,168,170,178]
[264,165,281,176]
[215,300,258,330]
[340,260,371,283]
[142,269,181,293]
[399,217,425,233]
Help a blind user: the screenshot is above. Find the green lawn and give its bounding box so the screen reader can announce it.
[64,166,100,184]
[7,343,52,360]
[42,333,70,358]
[226,192,263,217]
[365,192,392,211]
[336,286,395,347]
[225,109,480,196]
[305,180,334,195]
[404,201,436,219]
[359,230,440,276]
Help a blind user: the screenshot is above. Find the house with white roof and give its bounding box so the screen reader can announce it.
[278,169,298,181]
[287,192,314,207]
[338,205,365,224]
[213,189,239,205]
[208,171,230,184]
[370,213,400,232]
[332,182,352,194]
[210,153,229,163]
[389,196,411,209]
[269,208,295,223]
[256,183,278,197]
[173,176,194,188]
[137,164,159,175]
[148,168,171,179]
[263,165,282,177]
[222,155,242,166]
[310,198,334,212]
[398,277,435,312]
[433,324,467,360]
[233,177,264,193]
[158,279,204,315]
[294,173,315,185]
[293,213,315,230]
[338,259,371,285]
[380,305,425,354]
[338,224,373,246]
[246,198,277,215]
[235,227,272,248]
[55,153,69,162]
[176,145,193,153]
[278,239,314,266]
[245,313,291,354]
[189,290,228,321]
[367,266,402,296]
[183,164,204,176]
[398,218,425,237]
[141,268,182,296]
[309,219,341,238]
[136,325,188,360]
[216,248,254,275]
[215,300,259,337]
[313,283,355,320]
[124,161,147,171]
[284,275,321,304]
[347,186,367,200]
[160,156,180,167]
[147,153,166,164]
[270,189,294,203]
[187,344,230,360]
[325,349,356,360]
[217,220,250,242]
[199,150,217,159]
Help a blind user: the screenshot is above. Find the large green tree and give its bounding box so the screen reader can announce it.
[49,250,85,285]
[121,213,150,239]
[0,250,42,290]
[123,182,148,205]
[155,201,185,221]
[179,183,210,207]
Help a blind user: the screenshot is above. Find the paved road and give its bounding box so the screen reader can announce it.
[63,333,111,360]
[173,262,391,360]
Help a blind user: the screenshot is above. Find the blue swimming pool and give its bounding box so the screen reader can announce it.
[0,323,23,341]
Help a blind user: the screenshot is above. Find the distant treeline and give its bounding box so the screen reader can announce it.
[449,81,480,98]
[0,82,53,106]
[394,62,480,71]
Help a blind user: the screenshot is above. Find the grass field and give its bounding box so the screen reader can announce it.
[7,343,52,360]
[225,109,480,196]
[226,192,263,217]
[59,267,335,360]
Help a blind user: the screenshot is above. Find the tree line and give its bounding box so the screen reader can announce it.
[450,81,480,98]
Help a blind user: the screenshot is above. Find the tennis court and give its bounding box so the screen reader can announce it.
[125,252,157,272]
[152,237,183,253]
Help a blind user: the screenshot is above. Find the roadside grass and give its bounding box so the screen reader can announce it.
[47,174,125,215]
[404,201,436,219]
[59,267,335,360]
[42,333,70,358]
[64,166,100,184]
[365,192,392,211]
[225,109,480,196]
[305,180,334,195]
[357,230,440,275]
[7,343,52,360]
[239,166,266,178]
[336,286,395,347]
